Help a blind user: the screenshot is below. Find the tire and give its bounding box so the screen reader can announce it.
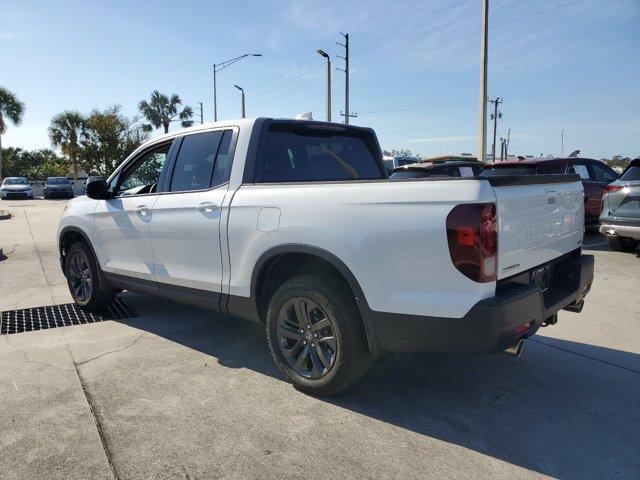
[266,273,371,396]
[65,241,115,310]
[606,236,639,252]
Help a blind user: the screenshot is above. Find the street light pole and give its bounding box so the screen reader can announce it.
[212,53,262,121]
[234,85,245,118]
[317,49,331,122]
[477,0,489,162]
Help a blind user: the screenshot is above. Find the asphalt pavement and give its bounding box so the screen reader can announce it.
[1,199,639,479]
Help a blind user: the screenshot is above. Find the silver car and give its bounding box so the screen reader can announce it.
[599,158,640,252]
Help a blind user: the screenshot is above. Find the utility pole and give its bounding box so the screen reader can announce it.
[337,32,357,124]
[317,49,331,122]
[234,85,245,118]
[499,137,505,161]
[477,0,489,162]
[489,97,502,162]
[196,102,204,124]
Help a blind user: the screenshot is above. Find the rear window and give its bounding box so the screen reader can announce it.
[536,163,564,174]
[255,123,384,183]
[480,166,536,176]
[620,161,640,181]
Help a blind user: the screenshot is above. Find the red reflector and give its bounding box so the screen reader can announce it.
[515,323,530,335]
[604,185,622,193]
[457,227,475,246]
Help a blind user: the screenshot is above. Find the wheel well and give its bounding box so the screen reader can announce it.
[59,230,86,270]
[255,252,355,322]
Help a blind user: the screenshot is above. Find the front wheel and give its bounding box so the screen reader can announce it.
[266,274,371,396]
[65,241,115,310]
[606,235,639,252]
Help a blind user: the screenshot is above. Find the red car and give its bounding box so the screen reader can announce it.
[482,157,618,228]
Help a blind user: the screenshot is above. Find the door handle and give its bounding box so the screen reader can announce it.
[134,205,151,216]
[196,202,219,213]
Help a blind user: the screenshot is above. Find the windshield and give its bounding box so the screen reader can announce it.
[396,158,417,166]
[480,166,537,176]
[3,178,29,185]
[47,177,70,185]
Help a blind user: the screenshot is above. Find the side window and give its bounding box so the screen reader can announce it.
[567,162,591,180]
[590,162,618,183]
[211,130,234,187]
[537,162,563,174]
[170,131,222,192]
[117,143,172,196]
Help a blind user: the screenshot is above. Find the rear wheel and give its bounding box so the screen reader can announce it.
[266,274,371,396]
[606,236,639,252]
[65,241,115,310]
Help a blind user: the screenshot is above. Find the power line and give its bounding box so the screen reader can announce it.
[247,76,322,109]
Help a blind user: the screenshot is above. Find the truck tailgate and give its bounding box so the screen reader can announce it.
[491,175,584,279]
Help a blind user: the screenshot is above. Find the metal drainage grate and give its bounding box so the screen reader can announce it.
[0,298,136,335]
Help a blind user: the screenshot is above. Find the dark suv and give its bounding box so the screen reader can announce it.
[43,177,74,199]
[483,157,618,228]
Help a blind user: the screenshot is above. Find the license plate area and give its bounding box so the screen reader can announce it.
[530,265,550,291]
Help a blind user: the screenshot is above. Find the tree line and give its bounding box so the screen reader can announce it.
[0,87,193,180]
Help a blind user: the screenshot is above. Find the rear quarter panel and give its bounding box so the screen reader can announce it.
[227,179,497,318]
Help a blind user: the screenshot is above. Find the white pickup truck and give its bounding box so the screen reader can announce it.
[57,118,594,395]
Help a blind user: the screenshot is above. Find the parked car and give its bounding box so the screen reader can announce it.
[483,157,618,228]
[0,177,33,200]
[599,158,640,252]
[57,118,593,395]
[383,156,419,174]
[44,177,74,199]
[390,160,483,179]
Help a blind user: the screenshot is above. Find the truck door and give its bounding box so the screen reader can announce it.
[150,129,235,306]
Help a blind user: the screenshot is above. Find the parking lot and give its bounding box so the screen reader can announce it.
[1,198,639,479]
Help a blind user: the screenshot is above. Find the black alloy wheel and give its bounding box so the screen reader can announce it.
[67,249,93,304]
[277,297,337,379]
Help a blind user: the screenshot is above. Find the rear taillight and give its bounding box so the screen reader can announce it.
[446,203,497,283]
[603,185,623,193]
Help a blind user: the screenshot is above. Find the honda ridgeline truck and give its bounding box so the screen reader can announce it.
[57,118,594,395]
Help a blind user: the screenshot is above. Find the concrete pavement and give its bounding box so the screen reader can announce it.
[1,199,639,479]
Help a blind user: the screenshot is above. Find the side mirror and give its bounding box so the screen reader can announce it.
[86,179,111,200]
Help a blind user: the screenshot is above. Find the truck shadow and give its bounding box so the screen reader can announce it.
[119,292,640,479]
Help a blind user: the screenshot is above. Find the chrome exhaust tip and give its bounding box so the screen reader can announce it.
[504,340,524,358]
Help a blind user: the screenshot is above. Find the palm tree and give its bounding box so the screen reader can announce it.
[48,111,86,180]
[138,90,193,134]
[0,86,25,181]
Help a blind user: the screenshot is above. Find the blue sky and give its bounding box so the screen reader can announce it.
[1,0,639,159]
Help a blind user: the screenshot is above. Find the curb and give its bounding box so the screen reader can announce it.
[0,210,11,220]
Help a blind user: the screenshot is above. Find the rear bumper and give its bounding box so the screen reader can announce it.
[367,251,594,354]
[599,223,640,240]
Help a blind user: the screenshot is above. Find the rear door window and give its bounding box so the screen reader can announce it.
[255,123,384,183]
[170,131,223,192]
[567,162,591,180]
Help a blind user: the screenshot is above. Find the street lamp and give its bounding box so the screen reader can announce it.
[317,49,331,122]
[234,85,245,118]
[213,53,262,121]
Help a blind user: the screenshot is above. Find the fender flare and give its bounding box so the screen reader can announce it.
[249,244,380,355]
[58,226,110,291]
